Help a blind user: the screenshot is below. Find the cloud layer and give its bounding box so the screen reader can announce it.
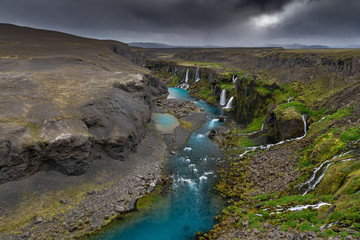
[0,0,359,46]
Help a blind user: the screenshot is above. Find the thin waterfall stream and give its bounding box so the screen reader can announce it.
[94,87,225,240]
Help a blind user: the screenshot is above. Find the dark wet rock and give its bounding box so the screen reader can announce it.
[235,77,278,125]
[209,129,217,139]
[218,116,225,122]
[173,126,190,146]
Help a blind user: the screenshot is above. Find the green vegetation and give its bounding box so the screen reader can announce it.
[151,53,360,239]
[136,184,164,211]
[296,107,356,169]
[255,86,271,97]
[242,115,266,133]
[276,101,325,119]
[340,126,360,142]
[168,76,179,87]
[179,119,193,130]
[177,61,225,69]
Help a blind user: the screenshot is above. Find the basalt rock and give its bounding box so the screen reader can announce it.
[264,105,305,142]
[235,77,278,125]
[0,24,167,184]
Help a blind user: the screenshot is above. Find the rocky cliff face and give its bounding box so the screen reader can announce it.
[257,52,360,76]
[235,77,279,125]
[0,72,166,184]
[0,24,167,184]
[264,105,305,142]
[146,60,219,85]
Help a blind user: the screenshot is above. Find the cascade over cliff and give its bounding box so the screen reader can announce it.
[145,47,360,240]
[146,48,360,143]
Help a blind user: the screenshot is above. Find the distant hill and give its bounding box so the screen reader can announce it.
[128,42,222,49]
[267,43,330,49]
[128,42,175,48]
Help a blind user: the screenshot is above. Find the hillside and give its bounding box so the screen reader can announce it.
[0,24,168,239]
[146,47,360,239]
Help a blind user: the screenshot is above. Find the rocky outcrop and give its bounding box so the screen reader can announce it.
[257,53,360,76]
[0,24,168,184]
[235,77,279,125]
[146,60,219,85]
[264,105,305,142]
[0,73,167,184]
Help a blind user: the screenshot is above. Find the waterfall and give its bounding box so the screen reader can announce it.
[185,69,189,83]
[195,68,200,83]
[239,114,308,155]
[219,90,226,106]
[295,151,354,195]
[224,96,234,109]
[232,75,238,83]
[301,114,307,137]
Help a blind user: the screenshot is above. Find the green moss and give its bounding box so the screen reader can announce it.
[255,87,271,97]
[337,169,360,196]
[168,76,179,87]
[179,119,193,130]
[233,136,255,148]
[177,61,225,69]
[315,161,355,195]
[340,126,360,142]
[220,82,235,92]
[324,229,337,237]
[277,101,323,118]
[242,115,266,133]
[136,185,163,211]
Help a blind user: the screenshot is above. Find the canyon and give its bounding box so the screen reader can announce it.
[0,24,359,240]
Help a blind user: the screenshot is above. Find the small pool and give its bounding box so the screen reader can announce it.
[94,87,224,240]
[152,113,179,133]
[167,87,190,100]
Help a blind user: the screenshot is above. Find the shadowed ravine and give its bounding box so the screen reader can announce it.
[94,88,225,240]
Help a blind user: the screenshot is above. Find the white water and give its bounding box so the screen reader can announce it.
[224,96,234,109]
[265,202,331,216]
[287,202,331,211]
[177,83,189,89]
[298,151,354,195]
[287,96,294,103]
[232,75,238,83]
[239,114,307,157]
[208,118,219,128]
[195,68,200,83]
[320,221,338,229]
[220,89,226,106]
[185,69,189,83]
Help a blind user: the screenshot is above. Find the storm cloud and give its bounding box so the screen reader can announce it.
[0,0,359,47]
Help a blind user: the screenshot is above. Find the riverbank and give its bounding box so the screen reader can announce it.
[0,89,212,240]
[0,121,167,239]
[92,87,225,240]
[145,48,360,239]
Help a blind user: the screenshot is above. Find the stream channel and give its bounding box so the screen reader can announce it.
[94,87,225,240]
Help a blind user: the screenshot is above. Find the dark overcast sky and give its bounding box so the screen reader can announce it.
[0,0,359,47]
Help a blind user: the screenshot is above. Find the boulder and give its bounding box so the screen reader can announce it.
[209,129,217,139]
[264,106,305,142]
